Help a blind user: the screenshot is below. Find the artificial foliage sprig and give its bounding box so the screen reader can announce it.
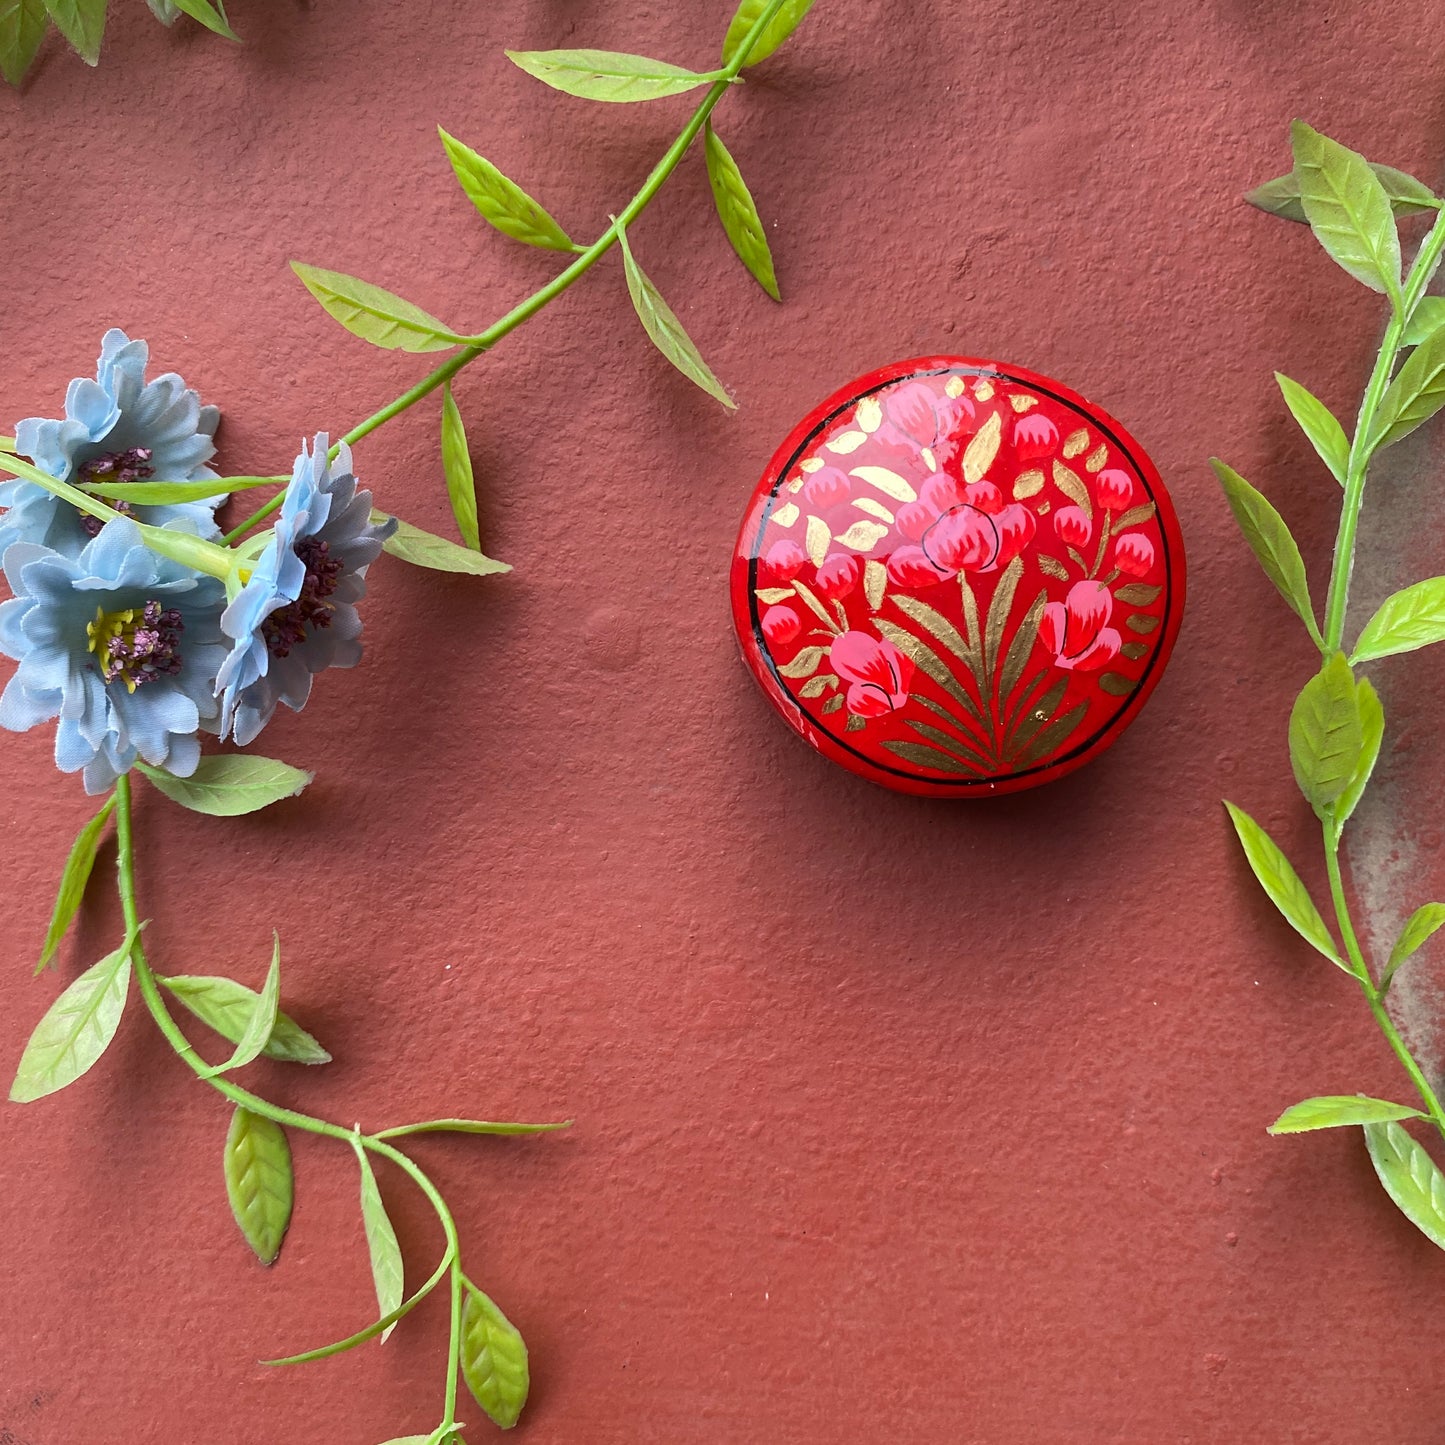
[1219,121,1445,1255]
[2,1,819,1438]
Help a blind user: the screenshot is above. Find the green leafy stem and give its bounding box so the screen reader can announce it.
[1219,120,1445,1248]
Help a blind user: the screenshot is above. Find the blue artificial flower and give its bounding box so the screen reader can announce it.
[3,329,224,558]
[216,435,395,746]
[0,519,228,793]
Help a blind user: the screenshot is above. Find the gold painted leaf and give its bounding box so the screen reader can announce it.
[864,560,887,611]
[997,590,1046,706]
[1013,468,1045,499]
[1114,583,1162,606]
[1085,443,1108,473]
[882,740,987,777]
[962,411,1002,483]
[844,712,866,732]
[821,694,844,714]
[891,594,979,676]
[835,519,889,551]
[798,672,837,698]
[873,619,973,709]
[1098,672,1136,697]
[1052,459,1092,515]
[799,457,824,473]
[826,430,868,455]
[1062,428,1089,459]
[983,555,1024,682]
[1009,393,1039,413]
[852,497,894,524]
[903,719,993,771]
[791,580,834,629]
[1120,641,1148,660]
[773,501,799,527]
[855,396,882,433]
[974,380,995,402]
[755,587,794,604]
[776,646,825,678]
[850,466,917,502]
[945,375,967,399]
[805,515,830,565]
[1036,500,1052,515]
[1006,676,1068,754]
[1037,554,1070,581]
[1066,547,1089,573]
[1016,701,1088,766]
[1114,501,1157,530]
[1126,613,1160,635]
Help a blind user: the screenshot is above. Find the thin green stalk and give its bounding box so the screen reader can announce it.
[224,0,792,544]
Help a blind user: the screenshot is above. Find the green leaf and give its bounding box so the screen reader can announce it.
[42,0,102,64]
[1290,120,1402,299]
[1210,458,1321,644]
[721,0,816,66]
[1384,903,1445,987]
[1351,577,1445,664]
[703,124,780,301]
[1288,652,1362,815]
[373,1117,571,1140]
[352,1140,405,1344]
[0,0,48,87]
[1404,295,1445,348]
[290,264,471,353]
[1275,373,1349,485]
[197,934,281,1079]
[1269,1095,1425,1134]
[377,514,510,575]
[159,973,330,1064]
[440,385,481,552]
[1370,325,1445,450]
[459,1280,529,1429]
[1246,162,1439,224]
[169,0,236,39]
[614,218,734,409]
[1365,1120,1445,1251]
[1334,675,1383,830]
[437,127,575,251]
[9,936,133,1103]
[1223,801,1346,970]
[36,794,115,973]
[224,1105,293,1265]
[506,48,719,102]
[137,755,312,817]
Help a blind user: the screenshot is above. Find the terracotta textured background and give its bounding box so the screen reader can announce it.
[4,1,1445,1441]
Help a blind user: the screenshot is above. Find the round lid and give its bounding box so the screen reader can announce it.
[730,356,1186,797]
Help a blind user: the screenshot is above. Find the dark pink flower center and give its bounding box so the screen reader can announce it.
[78,448,153,537]
[262,537,343,657]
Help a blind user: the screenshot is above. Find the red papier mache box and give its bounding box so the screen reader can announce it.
[729,356,1187,797]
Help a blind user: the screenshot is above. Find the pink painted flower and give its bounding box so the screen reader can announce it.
[830,630,914,717]
[873,380,975,465]
[1095,469,1134,512]
[1013,413,1058,461]
[815,553,863,600]
[762,605,801,646]
[1113,532,1154,578]
[803,465,851,510]
[764,539,807,581]
[886,472,1037,586]
[1039,580,1121,673]
[1053,505,1091,549]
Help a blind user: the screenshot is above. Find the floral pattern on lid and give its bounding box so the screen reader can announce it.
[729,356,1186,797]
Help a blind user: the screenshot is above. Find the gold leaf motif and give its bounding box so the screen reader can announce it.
[1098,672,1136,697]
[945,375,967,399]
[982,555,1024,682]
[852,497,894,524]
[851,466,917,502]
[1009,393,1039,413]
[1016,701,1088,766]
[1085,443,1108,473]
[1120,641,1149,660]
[835,519,890,551]
[855,396,882,433]
[822,694,844,714]
[1114,583,1162,606]
[1114,501,1157,530]
[805,515,830,566]
[777,646,825,678]
[1013,468,1045,499]
[919,447,936,473]
[845,713,865,732]
[1126,613,1160,635]
[791,580,835,630]
[1063,428,1090,458]
[799,672,838,698]
[997,589,1047,706]
[882,739,987,777]
[963,411,1002,484]
[904,719,992,771]
[786,476,805,493]
[826,429,868,455]
[1052,459,1092,515]
[864,560,887,611]
[773,502,800,527]
[1036,500,1051,515]
[973,379,995,401]
[891,594,978,677]
[755,587,795,604]
[873,619,971,709]
[1037,554,1070,580]
[799,457,825,474]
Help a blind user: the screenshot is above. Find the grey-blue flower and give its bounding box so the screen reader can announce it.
[0,519,228,793]
[216,435,395,746]
[3,329,224,558]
